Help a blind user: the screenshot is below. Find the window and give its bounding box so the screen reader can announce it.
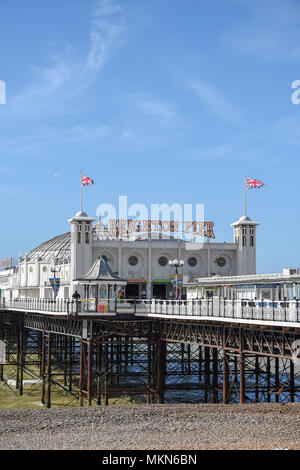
[77,232,81,243]
[129,255,138,266]
[85,232,89,244]
[216,257,226,267]
[242,236,246,247]
[158,256,168,266]
[250,235,254,247]
[188,257,197,267]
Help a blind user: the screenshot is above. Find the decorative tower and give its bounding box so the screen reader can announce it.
[231,215,259,275]
[68,210,95,295]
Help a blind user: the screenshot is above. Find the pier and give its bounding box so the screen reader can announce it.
[0,296,299,407]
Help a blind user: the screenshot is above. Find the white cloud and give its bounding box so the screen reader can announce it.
[85,0,125,76]
[185,78,243,125]
[137,99,177,123]
[4,0,125,116]
[125,92,177,124]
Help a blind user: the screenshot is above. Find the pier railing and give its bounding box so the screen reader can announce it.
[149,298,300,323]
[0,297,152,316]
[0,297,300,324]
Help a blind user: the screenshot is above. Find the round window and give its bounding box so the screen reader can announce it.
[217,257,226,267]
[188,257,197,267]
[42,266,47,272]
[29,267,33,272]
[129,255,138,266]
[158,256,168,267]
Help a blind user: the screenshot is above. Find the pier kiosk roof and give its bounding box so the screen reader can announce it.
[77,257,127,285]
[76,257,127,303]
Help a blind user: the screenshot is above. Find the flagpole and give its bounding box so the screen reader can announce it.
[244,176,247,217]
[80,170,83,212]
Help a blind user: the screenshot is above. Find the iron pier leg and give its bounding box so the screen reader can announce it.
[239,330,245,404]
[255,356,259,402]
[41,331,46,405]
[204,347,210,403]
[290,359,295,403]
[212,348,218,403]
[87,338,92,406]
[147,340,152,404]
[223,350,229,404]
[79,339,84,407]
[266,357,271,402]
[46,333,51,409]
[198,346,202,382]
[157,340,166,404]
[275,357,280,403]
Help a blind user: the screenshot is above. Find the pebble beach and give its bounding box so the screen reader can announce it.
[0,403,300,450]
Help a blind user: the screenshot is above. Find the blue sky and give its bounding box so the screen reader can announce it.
[0,0,300,273]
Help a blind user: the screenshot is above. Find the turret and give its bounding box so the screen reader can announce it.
[68,210,95,294]
[231,215,259,275]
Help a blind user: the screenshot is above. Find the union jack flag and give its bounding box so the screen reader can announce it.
[81,175,94,186]
[246,177,264,189]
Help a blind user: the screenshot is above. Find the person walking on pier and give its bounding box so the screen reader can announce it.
[72,290,81,316]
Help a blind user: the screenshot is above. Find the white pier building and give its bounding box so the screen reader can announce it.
[0,210,259,301]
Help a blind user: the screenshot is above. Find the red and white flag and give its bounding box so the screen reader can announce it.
[246,177,264,189]
[81,174,94,187]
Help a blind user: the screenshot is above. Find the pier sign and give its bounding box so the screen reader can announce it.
[0,341,6,364]
[109,220,215,239]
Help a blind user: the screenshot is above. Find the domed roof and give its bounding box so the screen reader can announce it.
[26,232,71,263]
[231,215,259,227]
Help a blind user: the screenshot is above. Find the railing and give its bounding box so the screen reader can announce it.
[0,297,152,317]
[1,297,299,324]
[149,298,300,324]
[0,297,69,313]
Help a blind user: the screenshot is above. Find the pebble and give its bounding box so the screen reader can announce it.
[0,403,300,450]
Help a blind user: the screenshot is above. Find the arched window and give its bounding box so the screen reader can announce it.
[250,235,254,247]
[242,236,246,247]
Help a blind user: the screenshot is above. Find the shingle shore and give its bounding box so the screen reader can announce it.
[0,403,299,450]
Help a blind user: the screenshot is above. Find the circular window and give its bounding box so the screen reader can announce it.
[42,266,47,272]
[158,256,168,267]
[129,255,138,266]
[216,257,226,267]
[188,257,197,267]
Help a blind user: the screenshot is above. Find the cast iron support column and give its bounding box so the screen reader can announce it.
[79,339,84,407]
[290,359,295,403]
[157,340,166,404]
[87,338,92,406]
[212,347,218,403]
[239,330,245,404]
[41,331,46,405]
[204,347,210,403]
[46,333,51,409]
[223,350,229,404]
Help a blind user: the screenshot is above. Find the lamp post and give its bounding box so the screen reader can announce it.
[169,259,184,300]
